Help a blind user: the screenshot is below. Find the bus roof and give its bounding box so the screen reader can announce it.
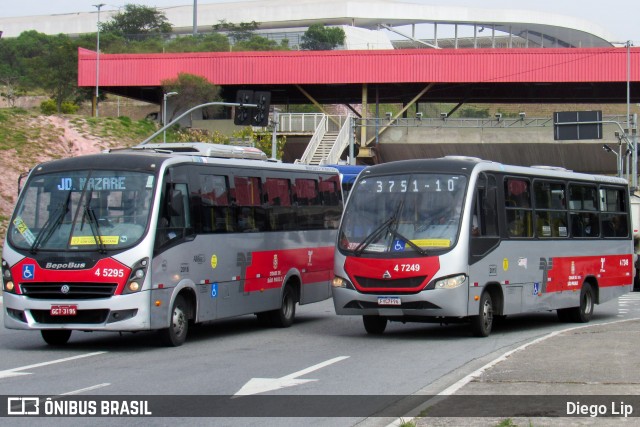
[129,142,269,161]
[358,157,628,186]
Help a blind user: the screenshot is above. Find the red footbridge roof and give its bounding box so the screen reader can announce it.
[78,47,640,105]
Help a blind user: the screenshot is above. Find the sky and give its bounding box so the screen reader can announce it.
[0,0,638,44]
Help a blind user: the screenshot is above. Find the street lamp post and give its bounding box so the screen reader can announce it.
[270,109,279,160]
[603,144,621,177]
[163,92,178,142]
[94,3,105,118]
[193,0,198,36]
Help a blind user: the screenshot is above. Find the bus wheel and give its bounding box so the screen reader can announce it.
[571,283,594,323]
[471,292,493,337]
[41,330,71,346]
[269,284,296,328]
[363,315,387,335]
[159,295,189,347]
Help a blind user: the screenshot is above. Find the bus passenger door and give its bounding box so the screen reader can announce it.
[469,173,500,264]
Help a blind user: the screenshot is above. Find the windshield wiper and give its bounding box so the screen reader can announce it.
[84,203,107,254]
[29,191,71,254]
[353,199,405,256]
[388,228,429,256]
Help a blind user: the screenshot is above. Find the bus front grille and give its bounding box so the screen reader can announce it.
[20,283,118,300]
[354,276,427,290]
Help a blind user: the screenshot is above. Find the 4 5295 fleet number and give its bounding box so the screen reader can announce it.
[94,268,125,278]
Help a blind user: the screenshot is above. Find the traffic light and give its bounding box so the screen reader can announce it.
[251,91,271,127]
[234,90,253,125]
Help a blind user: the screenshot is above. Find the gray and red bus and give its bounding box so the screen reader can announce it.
[3,143,342,346]
[332,156,633,336]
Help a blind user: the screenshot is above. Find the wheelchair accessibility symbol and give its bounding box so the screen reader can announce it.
[22,264,35,280]
[393,239,405,252]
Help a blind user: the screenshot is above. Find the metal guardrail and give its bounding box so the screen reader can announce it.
[278,113,348,133]
[359,115,630,129]
[277,113,325,133]
[278,114,630,132]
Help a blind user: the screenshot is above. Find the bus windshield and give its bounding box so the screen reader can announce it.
[338,173,467,254]
[9,170,155,252]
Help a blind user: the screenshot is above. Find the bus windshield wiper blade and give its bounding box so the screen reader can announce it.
[29,191,71,254]
[84,204,107,254]
[353,214,396,256]
[390,229,429,256]
[353,199,405,256]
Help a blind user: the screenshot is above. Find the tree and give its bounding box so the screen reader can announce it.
[100,4,172,38]
[161,73,222,122]
[4,31,80,112]
[300,24,345,50]
[213,20,260,43]
[234,35,286,51]
[38,34,81,112]
[164,33,230,53]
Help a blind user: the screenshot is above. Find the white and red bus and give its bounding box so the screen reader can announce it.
[3,143,342,346]
[332,156,633,336]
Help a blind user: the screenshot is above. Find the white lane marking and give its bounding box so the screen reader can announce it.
[60,383,111,396]
[234,356,350,396]
[0,352,107,379]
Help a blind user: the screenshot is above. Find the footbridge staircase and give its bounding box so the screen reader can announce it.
[278,113,352,165]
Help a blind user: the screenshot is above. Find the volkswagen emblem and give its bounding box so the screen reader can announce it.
[60,284,70,294]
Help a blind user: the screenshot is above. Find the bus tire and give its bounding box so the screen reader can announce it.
[363,315,387,335]
[41,329,71,346]
[268,284,296,328]
[471,292,493,337]
[570,283,594,323]
[159,294,189,347]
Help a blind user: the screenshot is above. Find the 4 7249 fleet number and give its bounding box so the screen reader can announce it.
[394,263,421,272]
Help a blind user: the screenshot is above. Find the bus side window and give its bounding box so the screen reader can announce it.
[472,174,498,238]
[600,187,629,238]
[156,183,191,249]
[469,173,500,262]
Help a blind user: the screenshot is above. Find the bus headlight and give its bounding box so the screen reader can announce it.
[123,258,148,294]
[433,274,467,289]
[127,281,141,292]
[2,259,16,294]
[332,276,354,289]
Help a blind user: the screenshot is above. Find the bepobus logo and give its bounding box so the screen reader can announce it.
[45,262,86,270]
[7,397,40,415]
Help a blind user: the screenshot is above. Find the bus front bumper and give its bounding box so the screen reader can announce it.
[2,291,152,331]
[331,286,470,318]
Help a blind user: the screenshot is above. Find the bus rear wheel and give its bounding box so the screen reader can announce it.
[268,284,296,328]
[41,330,71,346]
[471,292,493,337]
[159,295,189,347]
[570,283,594,323]
[363,315,387,334]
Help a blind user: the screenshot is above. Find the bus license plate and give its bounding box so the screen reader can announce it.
[377,297,401,306]
[50,305,77,316]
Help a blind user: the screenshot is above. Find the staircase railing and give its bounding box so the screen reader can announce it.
[295,115,327,164]
[321,115,352,165]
